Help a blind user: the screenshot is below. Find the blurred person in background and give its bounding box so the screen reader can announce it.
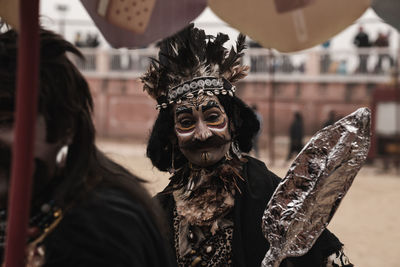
[373,30,393,74]
[73,31,84,47]
[323,110,336,128]
[0,27,174,267]
[353,26,371,74]
[320,40,331,74]
[286,111,304,162]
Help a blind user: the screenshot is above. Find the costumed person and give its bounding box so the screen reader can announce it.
[286,111,304,162]
[142,24,353,267]
[0,27,175,267]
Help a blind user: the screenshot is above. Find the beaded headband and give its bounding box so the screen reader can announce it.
[156,76,236,110]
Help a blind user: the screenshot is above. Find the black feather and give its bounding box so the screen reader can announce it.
[205,33,229,67]
[220,34,246,74]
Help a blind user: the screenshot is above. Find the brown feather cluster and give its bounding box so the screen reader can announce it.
[141,24,249,102]
[172,157,245,226]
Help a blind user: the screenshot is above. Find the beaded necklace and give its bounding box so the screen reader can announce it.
[0,200,63,249]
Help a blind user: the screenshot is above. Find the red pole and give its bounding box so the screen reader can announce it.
[4,0,40,266]
[268,49,275,166]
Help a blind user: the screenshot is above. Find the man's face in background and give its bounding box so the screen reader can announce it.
[0,99,64,209]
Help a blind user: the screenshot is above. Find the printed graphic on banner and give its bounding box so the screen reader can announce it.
[97,0,156,33]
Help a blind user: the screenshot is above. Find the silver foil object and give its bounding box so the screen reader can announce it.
[261,107,371,267]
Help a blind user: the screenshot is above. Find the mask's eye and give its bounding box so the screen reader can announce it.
[204,107,225,127]
[206,113,220,122]
[179,118,195,128]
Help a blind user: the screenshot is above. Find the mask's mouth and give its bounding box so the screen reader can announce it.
[180,135,231,150]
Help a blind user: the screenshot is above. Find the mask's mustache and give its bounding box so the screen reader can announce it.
[180,135,231,150]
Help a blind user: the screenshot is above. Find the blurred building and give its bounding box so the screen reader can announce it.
[73,47,396,139]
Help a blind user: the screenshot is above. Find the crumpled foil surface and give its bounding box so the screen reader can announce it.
[261,107,371,267]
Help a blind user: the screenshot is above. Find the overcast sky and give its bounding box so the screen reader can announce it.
[39,0,399,53]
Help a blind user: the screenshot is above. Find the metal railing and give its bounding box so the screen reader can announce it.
[72,47,399,83]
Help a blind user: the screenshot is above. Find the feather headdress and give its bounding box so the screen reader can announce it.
[141,24,249,109]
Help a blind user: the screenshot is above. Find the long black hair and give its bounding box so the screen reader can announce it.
[0,28,160,225]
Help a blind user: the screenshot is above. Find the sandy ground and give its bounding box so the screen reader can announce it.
[97,139,400,267]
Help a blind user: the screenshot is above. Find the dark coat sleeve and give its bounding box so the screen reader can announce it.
[154,188,177,262]
[43,188,176,267]
[233,156,281,267]
[234,156,343,267]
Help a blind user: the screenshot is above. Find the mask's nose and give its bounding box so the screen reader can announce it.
[193,120,212,141]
